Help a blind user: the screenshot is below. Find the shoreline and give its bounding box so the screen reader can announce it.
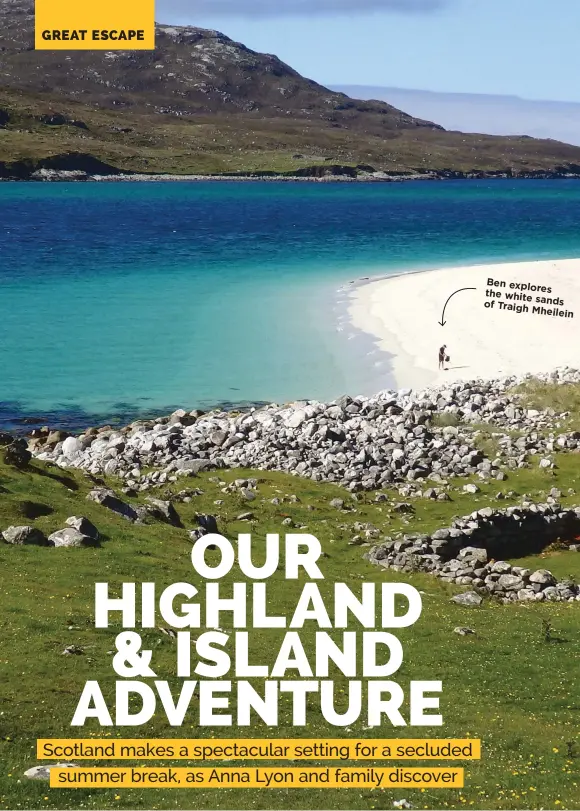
[3,170,580,184]
[348,257,580,390]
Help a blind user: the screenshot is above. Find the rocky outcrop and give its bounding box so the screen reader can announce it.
[367,502,580,603]
[28,367,580,493]
[0,153,124,180]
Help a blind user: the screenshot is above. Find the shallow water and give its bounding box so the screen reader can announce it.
[1,179,580,430]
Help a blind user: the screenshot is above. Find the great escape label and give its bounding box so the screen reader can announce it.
[35,0,155,50]
[485,277,574,319]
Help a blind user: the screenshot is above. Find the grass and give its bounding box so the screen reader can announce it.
[1,447,580,810]
[513,381,580,430]
[2,87,580,177]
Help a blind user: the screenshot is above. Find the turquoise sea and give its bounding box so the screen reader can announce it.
[1,179,580,430]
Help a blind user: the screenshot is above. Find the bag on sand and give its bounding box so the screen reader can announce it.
[445,355,450,362]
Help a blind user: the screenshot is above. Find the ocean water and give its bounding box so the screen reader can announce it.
[1,179,580,430]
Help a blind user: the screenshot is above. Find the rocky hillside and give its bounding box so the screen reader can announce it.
[0,0,439,135]
[1,0,580,176]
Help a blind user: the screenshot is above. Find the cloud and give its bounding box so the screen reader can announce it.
[159,0,449,18]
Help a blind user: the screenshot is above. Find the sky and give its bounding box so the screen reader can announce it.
[157,0,580,104]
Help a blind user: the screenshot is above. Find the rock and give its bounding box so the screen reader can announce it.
[4,440,31,468]
[189,529,206,543]
[86,489,138,522]
[62,436,83,460]
[210,430,227,447]
[498,574,524,590]
[463,484,480,494]
[144,498,181,526]
[62,645,84,655]
[491,561,512,574]
[240,489,256,501]
[285,409,307,428]
[24,763,80,780]
[393,801,414,810]
[196,514,219,534]
[65,516,99,540]
[174,459,211,475]
[329,498,345,510]
[25,369,580,508]
[458,547,488,564]
[454,627,475,635]
[48,528,98,548]
[236,512,254,521]
[451,591,483,607]
[2,525,48,546]
[529,569,557,586]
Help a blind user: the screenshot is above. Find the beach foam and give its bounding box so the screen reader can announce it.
[349,258,580,389]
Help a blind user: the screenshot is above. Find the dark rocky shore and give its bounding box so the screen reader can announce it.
[2,156,580,183]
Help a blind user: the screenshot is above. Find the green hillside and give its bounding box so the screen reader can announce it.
[2,415,580,810]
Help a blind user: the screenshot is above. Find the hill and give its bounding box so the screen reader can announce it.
[2,375,580,808]
[0,0,580,177]
[333,85,580,148]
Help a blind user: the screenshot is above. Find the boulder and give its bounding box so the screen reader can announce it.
[458,547,488,564]
[86,489,138,522]
[497,574,524,591]
[285,409,307,428]
[529,569,557,586]
[210,431,227,447]
[65,516,99,540]
[491,561,512,574]
[196,514,219,534]
[2,525,48,546]
[24,763,80,780]
[144,498,181,526]
[61,436,83,460]
[174,459,212,475]
[451,591,483,607]
[48,528,98,548]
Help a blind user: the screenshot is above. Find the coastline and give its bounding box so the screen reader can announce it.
[349,257,580,390]
[3,168,580,183]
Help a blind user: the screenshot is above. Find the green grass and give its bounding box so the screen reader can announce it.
[2,453,580,810]
[2,87,580,177]
[513,381,580,430]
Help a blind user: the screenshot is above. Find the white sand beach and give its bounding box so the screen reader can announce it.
[349,258,580,390]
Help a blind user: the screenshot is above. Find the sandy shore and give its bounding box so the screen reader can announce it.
[349,258,580,390]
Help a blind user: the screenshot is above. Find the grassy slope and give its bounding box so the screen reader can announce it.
[2,425,580,810]
[2,90,580,176]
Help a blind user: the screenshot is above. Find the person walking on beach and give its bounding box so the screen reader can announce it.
[439,344,448,370]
